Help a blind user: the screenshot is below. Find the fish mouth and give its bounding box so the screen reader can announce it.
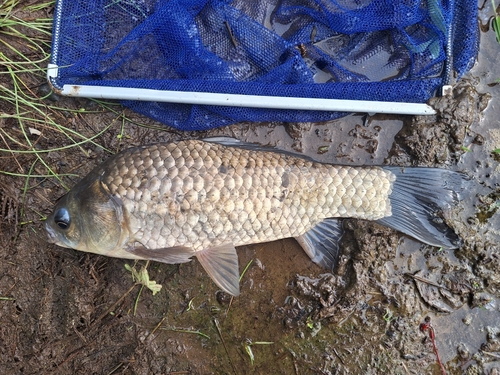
[45,222,58,244]
[45,222,71,248]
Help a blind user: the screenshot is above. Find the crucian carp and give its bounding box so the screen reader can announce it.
[46,138,468,296]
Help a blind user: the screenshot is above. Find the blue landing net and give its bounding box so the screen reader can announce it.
[50,0,478,130]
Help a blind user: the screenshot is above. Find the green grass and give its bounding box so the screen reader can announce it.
[493,0,500,43]
[0,0,158,228]
[0,1,176,222]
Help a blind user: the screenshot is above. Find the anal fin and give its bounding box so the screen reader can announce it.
[295,218,344,271]
[195,243,240,297]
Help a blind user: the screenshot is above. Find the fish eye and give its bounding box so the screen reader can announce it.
[54,208,71,230]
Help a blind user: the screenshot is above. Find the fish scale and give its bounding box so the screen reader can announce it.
[100,140,394,251]
[46,138,467,296]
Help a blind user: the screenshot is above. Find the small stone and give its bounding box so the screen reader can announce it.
[463,314,472,325]
[457,343,470,360]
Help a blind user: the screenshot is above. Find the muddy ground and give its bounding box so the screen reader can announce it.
[1,2,500,375]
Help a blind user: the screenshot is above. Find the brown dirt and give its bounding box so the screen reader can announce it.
[1,3,500,375]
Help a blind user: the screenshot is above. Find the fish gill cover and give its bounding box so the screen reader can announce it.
[49,0,478,130]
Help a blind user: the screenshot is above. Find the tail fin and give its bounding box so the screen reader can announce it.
[376,167,470,249]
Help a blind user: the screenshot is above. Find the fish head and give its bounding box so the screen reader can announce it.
[46,177,126,256]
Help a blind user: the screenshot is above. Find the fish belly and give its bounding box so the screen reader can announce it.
[101,140,395,251]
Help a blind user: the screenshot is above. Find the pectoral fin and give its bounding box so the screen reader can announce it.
[295,219,344,271]
[195,243,240,297]
[126,244,195,264]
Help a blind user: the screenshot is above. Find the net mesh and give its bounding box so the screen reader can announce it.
[50,0,478,131]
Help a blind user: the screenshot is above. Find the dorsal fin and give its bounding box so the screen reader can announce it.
[203,137,318,162]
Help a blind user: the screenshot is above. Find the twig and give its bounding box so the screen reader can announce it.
[213,317,237,375]
[405,272,450,291]
[224,21,238,47]
[288,349,300,375]
[482,350,500,359]
[106,362,124,375]
[145,316,167,342]
[93,283,138,325]
[225,296,234,319]
[55,346,85,371]
[333,347,345,365]
[0,131,24,173]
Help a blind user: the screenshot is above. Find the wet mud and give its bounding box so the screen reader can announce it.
[1,3,500,375]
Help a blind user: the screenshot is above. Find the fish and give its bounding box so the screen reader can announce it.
[45,138,469,296]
